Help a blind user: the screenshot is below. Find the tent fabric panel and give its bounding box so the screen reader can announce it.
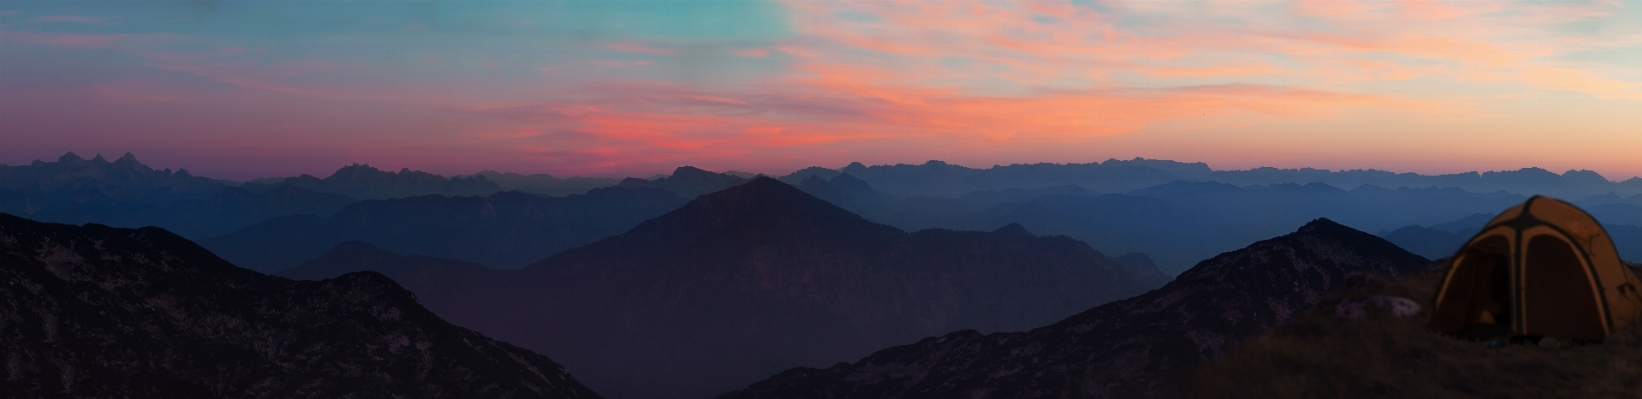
[1524,196,1642,333]
[1521,234,1608,341]
[1429,234,1513,334]
[1578,209,1642,332]
[1486,204,1525,230]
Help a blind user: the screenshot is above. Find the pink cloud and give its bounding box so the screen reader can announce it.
[732,48,770,58]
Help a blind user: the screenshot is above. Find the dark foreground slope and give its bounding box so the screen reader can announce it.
[202,187,687,272]
[286,177,1164,399]
[0,214,600,399]
[722,218,1428,399]
[1184,262,1642,399]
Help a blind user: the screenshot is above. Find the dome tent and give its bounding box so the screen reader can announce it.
[1428,196,1642,342]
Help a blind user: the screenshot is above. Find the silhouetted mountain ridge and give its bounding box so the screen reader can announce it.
[285,176,1164,399]
[0,213,600,398]
[722,218,1429,399]
[243,163,503,200]
[616,166,751,198]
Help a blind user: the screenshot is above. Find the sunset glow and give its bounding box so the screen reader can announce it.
[2,0,1640,180]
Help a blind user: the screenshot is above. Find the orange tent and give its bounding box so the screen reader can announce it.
[1428,196,1642,342]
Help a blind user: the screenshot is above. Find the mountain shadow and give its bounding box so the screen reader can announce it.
[0,213,601,398]
[201,186,687,273]
[283,177,1164,399]
[721,218,1429,399]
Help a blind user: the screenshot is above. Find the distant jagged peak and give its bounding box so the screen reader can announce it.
[115,152,139,164]
[57,151,83,163]
[90,153,108,163]
[328,163,387,177]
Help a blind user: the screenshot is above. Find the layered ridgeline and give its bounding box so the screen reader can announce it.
[818,159,1642,199]
[241,164,504,200]
[0,153,356,239]
[721,218,1428,399]
[0,214,600,398]
[280,177,1166,399]
[1381,197,1642,260]
[471,170,621,197]
[616,166,752,198]
[202,186,688,273]
[794,172,1519,275]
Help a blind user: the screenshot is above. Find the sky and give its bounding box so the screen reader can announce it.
[2,0,1640,181]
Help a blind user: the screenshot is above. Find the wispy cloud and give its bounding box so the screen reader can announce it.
[5,0,1642,179]
[37,15,108,24]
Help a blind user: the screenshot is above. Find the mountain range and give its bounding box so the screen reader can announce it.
[0,213,600,398]
[721,218,1430,399]
[201,186,688,272]
[827,159,1642,199]
[792,171,1530,274]
[278,177,1167,399]
[242,164,504,200]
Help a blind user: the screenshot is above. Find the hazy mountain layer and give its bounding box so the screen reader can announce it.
[242,163,503,200]
[0,154,356,239]
[282,177,1164,399]
[616,166,751,198]
[795,173,1515,274]
[202,187,688,272]
[817,159,1642,199]
[0,214,601,399]
[471,170,621,196]
[721,218,1429,399]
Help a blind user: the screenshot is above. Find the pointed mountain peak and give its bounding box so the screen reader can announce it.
[992,222,1034,237]
[90,153,108,163]
[685,176,856,218]
[1299,217,1344,230]
[58,152,83,162]
[116,152,139,163]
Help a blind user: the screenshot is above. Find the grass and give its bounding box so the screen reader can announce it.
[1174,266,1642,399]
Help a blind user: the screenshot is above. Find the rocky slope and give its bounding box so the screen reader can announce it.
[720,218,1428,399]
[0,213,601,398]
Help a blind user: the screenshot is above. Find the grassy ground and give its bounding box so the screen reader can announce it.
[1175,264,1642,399]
